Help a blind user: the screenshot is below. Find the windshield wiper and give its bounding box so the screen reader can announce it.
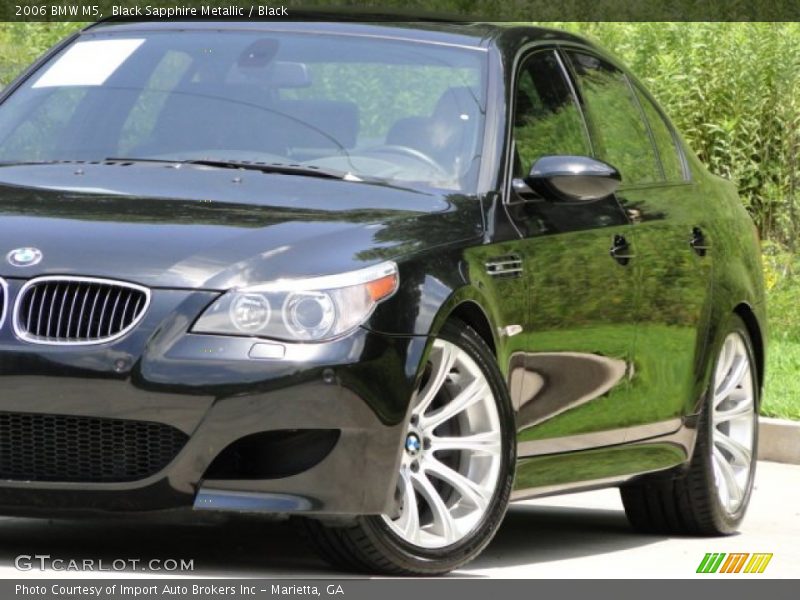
[105,157,364,182]
[1,157,369,183]
[186,159,364,182]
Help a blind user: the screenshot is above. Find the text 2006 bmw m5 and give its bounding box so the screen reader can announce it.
[0,18,765,574]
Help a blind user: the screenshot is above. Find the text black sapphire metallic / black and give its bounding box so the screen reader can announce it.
[0,17,766,575]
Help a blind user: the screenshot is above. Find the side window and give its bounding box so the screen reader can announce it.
[566,51,661,185]
[635,88,685,182]
[513,50,590,177]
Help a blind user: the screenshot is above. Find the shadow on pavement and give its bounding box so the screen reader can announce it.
[0,503,665,577]
[471,504,664,570]
[0,514,335,577]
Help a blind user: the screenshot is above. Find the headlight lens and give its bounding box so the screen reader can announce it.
[193,261,398,342]
[229,294,272,334]
[283,291,336,340]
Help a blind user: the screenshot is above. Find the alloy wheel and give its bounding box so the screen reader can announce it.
[382,338,503,549]
[710,332,756,515]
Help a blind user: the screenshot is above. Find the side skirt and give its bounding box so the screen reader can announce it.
[511,419,697,502]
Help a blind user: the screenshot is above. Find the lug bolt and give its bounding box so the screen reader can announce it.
[409,414,419,426]
[423,438,432,450]
[410,461,419,473]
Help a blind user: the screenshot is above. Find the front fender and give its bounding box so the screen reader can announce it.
[362,243,519,404]
[364,245,500,341]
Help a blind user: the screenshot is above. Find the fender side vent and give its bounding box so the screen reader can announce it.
[485,254,523,279]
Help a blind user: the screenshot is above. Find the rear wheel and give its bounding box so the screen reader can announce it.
[300,320,515,575]
[620,314,758,535]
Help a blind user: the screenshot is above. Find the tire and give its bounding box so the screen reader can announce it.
[620,314,759,535]
[299,319,516,575]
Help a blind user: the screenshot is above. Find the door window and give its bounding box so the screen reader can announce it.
[635,87,685,182]
[512,50,590,177]
[566,51,661,185]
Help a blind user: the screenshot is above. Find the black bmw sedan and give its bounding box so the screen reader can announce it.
[0,19,765,575]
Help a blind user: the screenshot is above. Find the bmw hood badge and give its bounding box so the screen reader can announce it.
[7,247,43,267]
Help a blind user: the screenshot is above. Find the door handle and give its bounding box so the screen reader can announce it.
[689,227,710,257]
[609,234,634,266]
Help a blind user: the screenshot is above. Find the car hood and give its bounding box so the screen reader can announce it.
[0,164,478,290]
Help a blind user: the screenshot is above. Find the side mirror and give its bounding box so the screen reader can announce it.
[517,155,621,202]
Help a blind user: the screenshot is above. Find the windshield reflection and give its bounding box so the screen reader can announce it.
[0,29,488,193]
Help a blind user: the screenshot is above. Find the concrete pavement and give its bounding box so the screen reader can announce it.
[0,461,796,579]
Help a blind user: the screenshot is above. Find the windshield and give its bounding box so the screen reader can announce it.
[0,28,488,192]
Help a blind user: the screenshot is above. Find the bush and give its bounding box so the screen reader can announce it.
[541,22,800,248]
[0,23,85,85]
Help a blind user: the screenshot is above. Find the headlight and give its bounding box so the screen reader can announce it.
[193,261,398,342]
[229,294,272,333]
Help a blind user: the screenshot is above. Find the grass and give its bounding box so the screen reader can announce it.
[762,338,800,421]
[761,244,800,421]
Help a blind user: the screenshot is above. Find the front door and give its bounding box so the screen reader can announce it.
[504,49,639,453]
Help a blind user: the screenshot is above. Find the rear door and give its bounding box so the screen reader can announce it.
[504,48,639,452]
[563,48,713,431]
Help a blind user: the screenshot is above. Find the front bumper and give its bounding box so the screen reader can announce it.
[0,285,427,517]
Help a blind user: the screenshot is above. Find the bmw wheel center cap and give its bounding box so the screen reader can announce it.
[405,433,422,456]
[7,247,43,267]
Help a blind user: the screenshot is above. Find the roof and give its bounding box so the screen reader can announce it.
[83,17,592,53]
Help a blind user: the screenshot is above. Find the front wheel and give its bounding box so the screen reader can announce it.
[621,314,759,535]
[300,320,515,575]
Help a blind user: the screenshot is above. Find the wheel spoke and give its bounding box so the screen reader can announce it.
[421,376,490,430]
[714,354,748,407]
[714,428,751,467]
[714,338,735,388]
[394,470,420,541]
[412,471,458,544]
[430,431,501,456]
[713,392,753,423]
[713,447,743,506]
[415,342,458,416]
[424,456,490,511]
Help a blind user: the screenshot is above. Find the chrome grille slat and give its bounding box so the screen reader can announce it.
[45,282,58,338]
[133,295,144,321]
[36,284,50,335]
[0,278,7,330]
[25,284,37,331]
[14,277,150,345]
[86,286,102,339]
[108,288,123,337]
[96,287,113,339]
[75,285,91,338]
[65,284,80,339]
[120,292,133,334]
[56,283,70,340]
